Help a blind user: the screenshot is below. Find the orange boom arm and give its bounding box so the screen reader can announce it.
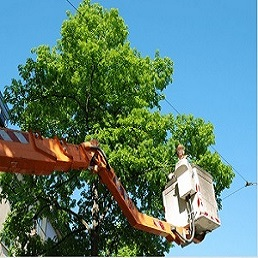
[0,127,186,245]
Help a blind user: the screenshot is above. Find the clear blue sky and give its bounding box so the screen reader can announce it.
[0,0,257,256]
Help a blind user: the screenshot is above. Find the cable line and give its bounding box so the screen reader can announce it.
[210,145,248,183]
[222,186,246,200]
[65,0,79,12]
[223,182,257,200]
[245,182,257,187]
[163,98,180,115]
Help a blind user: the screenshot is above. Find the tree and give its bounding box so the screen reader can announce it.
[0,0,234,256]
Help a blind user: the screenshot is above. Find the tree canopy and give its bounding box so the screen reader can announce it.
[0,0,234,256]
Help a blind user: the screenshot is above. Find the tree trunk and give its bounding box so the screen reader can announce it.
[90,179,100,256]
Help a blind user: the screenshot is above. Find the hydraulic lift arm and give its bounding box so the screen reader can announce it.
[0,127,186,245]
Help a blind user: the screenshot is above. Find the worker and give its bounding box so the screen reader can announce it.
[168,144,187,180]
[176,144,187,160]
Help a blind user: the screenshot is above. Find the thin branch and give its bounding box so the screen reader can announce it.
[54,201,91,231]
[37,195,91,231]
[99,191,114,224]
[32,204,50,220]
[51,172,77,190]
[39,226,86,256]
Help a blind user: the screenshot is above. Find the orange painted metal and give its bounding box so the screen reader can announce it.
[0,127,95,175]
[0,127,185,245]
[97,165,183,244]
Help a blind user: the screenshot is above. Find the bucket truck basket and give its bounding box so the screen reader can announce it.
[162,160,221,237]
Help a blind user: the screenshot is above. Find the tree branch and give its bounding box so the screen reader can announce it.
[40,226,86,256]
[51,172,77,190]
[54,201,91,231]
[37,195,91,231]
[99,191,114,224]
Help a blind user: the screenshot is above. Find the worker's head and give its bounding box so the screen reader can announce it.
[176,144,185,159]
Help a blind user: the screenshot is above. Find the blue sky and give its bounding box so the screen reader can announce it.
[0,0,257,256]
